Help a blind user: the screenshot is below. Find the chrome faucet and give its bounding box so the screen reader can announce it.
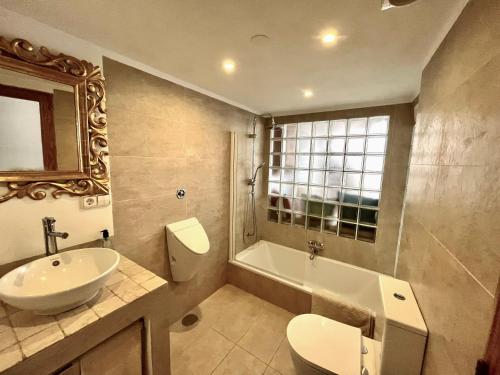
[308,240,324,260]
[42,217,69,256]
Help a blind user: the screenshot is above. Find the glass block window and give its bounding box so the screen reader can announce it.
[267,116,389,243]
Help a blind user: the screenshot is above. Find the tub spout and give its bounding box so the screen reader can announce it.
[308,240,324,260]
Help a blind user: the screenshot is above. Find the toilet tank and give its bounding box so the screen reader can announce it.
[379,275,428,375]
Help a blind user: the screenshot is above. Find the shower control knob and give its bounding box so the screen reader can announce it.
[176,188,186,199]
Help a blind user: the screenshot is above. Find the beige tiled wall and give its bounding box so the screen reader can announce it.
[260,104,414,275]
[396,0,500,373]
[104,58,258,323]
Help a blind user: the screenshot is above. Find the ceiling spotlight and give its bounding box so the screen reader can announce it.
[382,0,418,10]
[222,59,236,74]
[303,89,313,98]
[321,33,338,45]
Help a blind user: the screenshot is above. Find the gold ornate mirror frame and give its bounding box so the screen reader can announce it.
[0,36,109,203]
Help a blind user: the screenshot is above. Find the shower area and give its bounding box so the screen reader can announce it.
[228,105,415,304]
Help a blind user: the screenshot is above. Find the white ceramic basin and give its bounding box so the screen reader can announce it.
[0,248,119,315]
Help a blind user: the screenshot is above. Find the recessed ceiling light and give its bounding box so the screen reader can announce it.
[303,89,313,98]
[321,33,338,45]
[250,34,271,45]
[222,59,236,74]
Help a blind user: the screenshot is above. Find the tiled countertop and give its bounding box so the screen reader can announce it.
[0,256,167,372]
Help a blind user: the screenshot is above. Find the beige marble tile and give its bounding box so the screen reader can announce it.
[107,279,148,303]
[141,276,167,291]
[105,57,256,324]
[200,285,264,343]
[119,263,146,278]
[110,155,189,202]
[20,324,64,358]
[0,318,16,352]
[269,339,297,375]
[170,311,212,360]
[227,264,311,315]
[213,346,267,375]
[105,270,127,286]
[56,305,99,336]
[418,0,500,112]
[264,367,281,375]
[130,269,156,284]
[89,288,126,318]
[117,256,136,271]
[1,303,19,316]
[427,164,500,293]
[0,344,22,372]
[238,303,294,363]
[9,310,58,341]
[171,328,234,375]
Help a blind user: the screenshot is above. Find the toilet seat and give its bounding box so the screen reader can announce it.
[287,314,362,375]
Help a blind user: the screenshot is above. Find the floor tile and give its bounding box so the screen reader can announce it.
[269,339,297,375]
[238,303,294,363]
[171,328,234,375]
[170,308,211,359]
[264,367,282,375]
[170,284,299,375]
[200,285,264,342]
[212,346,267,375]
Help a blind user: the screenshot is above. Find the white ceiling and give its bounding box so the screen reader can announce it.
[0,0,467,115]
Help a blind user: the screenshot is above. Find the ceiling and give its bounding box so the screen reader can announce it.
[0,0,467,115]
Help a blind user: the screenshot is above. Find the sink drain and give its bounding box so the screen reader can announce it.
[181,313,199,327]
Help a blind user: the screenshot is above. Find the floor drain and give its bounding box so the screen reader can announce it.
[181,313,199,327]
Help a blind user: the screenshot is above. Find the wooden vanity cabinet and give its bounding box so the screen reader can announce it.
[52,321,145,375]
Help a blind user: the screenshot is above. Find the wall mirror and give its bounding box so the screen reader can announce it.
[0,36,109,203]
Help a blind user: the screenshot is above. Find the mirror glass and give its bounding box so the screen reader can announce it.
[0,67,79,172]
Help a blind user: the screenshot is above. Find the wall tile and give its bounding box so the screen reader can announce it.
[104,57,256,323]
[397,1,500,373]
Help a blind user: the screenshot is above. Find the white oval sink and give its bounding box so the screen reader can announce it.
[0,248,119,315]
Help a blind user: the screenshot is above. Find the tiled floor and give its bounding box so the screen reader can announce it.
[170,284,298,375]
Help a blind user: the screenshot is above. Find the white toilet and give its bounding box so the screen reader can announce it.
[165,217,210,282]
[287,276,427,375]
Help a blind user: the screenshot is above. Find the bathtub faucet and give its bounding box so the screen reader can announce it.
[307,240,324,260]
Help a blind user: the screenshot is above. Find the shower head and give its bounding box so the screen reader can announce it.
[251,162,266,184]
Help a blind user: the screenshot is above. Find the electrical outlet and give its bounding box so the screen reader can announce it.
[97,195,110,207]
[81,195,98,209]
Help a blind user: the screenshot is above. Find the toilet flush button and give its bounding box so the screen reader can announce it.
[393,292,406,301]
[176,188,186,199]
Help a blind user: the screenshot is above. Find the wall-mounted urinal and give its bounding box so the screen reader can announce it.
[165,218,210,282]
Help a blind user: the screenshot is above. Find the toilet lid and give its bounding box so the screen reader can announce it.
[287,314,362,375]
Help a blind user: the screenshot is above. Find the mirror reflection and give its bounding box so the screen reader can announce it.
[0,68,79,172]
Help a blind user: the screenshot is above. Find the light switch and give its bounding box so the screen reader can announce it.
[97,195,110,207]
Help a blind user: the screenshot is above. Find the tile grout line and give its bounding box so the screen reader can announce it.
[208,334,236,375]
[418,218,495,298]
[268,336,286,367]
[235,342,272,368]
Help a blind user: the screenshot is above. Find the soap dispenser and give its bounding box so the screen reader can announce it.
[100,229,112,248]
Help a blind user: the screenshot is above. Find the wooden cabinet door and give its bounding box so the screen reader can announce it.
[80,321,144,375]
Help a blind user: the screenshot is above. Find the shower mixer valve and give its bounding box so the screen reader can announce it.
[307,240,324,260]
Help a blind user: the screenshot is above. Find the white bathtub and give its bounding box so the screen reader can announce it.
[231,240,383,319]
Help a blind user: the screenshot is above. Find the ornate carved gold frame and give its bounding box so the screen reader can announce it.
[0,36,109,203]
